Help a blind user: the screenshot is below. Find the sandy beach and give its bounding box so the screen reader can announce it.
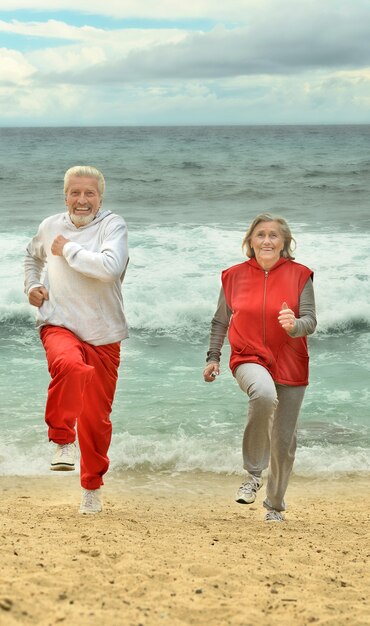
[0,472,369,626]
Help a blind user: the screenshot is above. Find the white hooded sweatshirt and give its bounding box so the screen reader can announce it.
[24,210,129,346]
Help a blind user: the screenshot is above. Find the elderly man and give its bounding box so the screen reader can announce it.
[24,165,129,514]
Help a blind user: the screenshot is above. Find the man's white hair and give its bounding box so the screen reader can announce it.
[64,165,105,196]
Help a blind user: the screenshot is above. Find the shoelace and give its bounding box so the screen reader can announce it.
[83,490,96,507]
[265,510,283,522]
[240,479,258,494]
[83,489,101,506]
[59,444,72,458]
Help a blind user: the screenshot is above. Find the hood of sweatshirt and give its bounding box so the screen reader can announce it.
[62,209,112,231]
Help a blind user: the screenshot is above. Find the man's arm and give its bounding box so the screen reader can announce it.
[54,219,129,283]
[24,227,48,302]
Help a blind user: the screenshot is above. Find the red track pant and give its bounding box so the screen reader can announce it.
[40,325,121,490]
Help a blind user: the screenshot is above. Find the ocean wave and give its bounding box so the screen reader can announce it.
[110,435,370,477]
[252,164,286,171]
[303,169,370,178]
[2,226,370,340]
[179,161,204,170]
[298,420,369,446]
[306,183,332,190]
[223,188,272,200]
[3,305,370,338]
[120,177,163,183]
[316,319,370,335]
[0,310,34,328]
[1,434,369,477]
[294,444,370,476]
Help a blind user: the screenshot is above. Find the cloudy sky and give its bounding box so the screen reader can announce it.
[1,0,370,125]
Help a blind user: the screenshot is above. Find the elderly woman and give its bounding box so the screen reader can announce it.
[203,213,316,522]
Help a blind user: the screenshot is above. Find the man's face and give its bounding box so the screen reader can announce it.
[65,176,102,227]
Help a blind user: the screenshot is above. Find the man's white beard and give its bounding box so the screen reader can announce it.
[69,212,95,227]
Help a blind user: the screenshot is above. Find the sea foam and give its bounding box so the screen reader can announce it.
[4,225,369,338]
[1,432,369,478]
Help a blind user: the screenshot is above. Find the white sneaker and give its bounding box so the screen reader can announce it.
[79,488,102,515]
[235,475,263,504]
[50,443,76,471]
[265,509,284,522]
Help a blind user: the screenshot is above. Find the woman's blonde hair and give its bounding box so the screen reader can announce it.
[242,213,296,259]
[64,165,105,196]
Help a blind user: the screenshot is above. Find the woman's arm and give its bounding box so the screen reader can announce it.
[289,278,317,337]
[206,287,232,363]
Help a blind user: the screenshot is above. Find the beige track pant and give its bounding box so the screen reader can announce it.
[234,363,306,511]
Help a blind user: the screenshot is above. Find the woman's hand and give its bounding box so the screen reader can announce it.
[278,301,296,333]
[203,362,220,382]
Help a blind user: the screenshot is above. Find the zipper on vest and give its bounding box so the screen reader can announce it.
[263,271,268,344]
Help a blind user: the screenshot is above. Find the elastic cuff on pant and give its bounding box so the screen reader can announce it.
[49,437,76,445]
[263,498,286,512]
[243,468,262,478]
[81,479,104,491]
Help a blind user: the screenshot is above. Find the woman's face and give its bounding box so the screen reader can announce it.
[250,220,285,270]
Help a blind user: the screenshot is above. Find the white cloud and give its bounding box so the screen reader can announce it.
[19,84,81,114]
[0,19,188,47]
[29,45,107,73]
[2,70,369,126]
[2,2,370,87]
[302,68,370,98]
[35,18,370,87]
[1,0,370,124]
[0,0,260,20]
[0,19,189,76]
[7,1,365,87]
[0,48,35,84]
[0,19,103,40]
[1,0,370,25]
[328,68,370,85]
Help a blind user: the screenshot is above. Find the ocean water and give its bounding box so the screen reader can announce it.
[1,125,369,479]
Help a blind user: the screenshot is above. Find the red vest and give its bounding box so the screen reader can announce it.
[222,257,313,386]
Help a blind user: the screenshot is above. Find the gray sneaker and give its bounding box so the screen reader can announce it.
[235,475,263,504]
[50,443,76,471]
[79,488,102,514]
[264,509,284,522]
